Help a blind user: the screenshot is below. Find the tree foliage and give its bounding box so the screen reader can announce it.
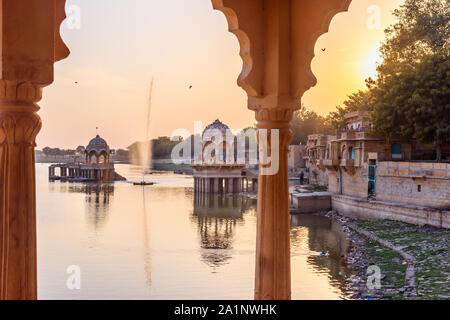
[369,0,450,160]
[379,0,449,74]
[152,136,181,158]
[42,147,76,157]
[328,90,374,130]
[291,106,332,145]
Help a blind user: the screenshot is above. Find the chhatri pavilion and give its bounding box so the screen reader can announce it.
[191,119,257,194]
[49,135,125,182]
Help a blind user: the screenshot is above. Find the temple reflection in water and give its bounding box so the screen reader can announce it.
[48,182,115,231]
[38,164,356,299]
[192,193,256,270]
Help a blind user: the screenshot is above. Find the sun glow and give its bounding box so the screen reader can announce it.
[361,48,383,80]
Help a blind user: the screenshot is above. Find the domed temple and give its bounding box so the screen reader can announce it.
[191,119,258,194]
[48,135,126,182]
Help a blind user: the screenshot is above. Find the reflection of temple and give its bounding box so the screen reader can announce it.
[49,183,115,230]
[191,120,256,194]
[290,214,352,296]
[193,193,255,269]
[82,184,114,230]
[49,135,126,182]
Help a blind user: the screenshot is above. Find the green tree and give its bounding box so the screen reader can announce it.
[378,0,449,75]
[42,147,52,156]
[370,0,450,161]
[152,136,181,159]
[371,53,450,160]
[76,145,85,155]
[328,90,373,130]
[291,106,332,145]
[116,149,129,157]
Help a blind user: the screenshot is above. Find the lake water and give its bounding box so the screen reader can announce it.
[36,163,354,300]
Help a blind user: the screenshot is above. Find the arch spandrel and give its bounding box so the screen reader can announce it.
[54,0,71,63]
[212,0,264,98]
[0,0,69,85]
[212,0,352,111]
[291,0,352,99]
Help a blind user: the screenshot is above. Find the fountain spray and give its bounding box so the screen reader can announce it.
[134,78,155,186]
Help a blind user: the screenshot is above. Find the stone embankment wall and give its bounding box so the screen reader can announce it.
[376,161,450,209]
[332,194,449,229]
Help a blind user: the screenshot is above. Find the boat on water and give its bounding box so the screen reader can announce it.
[133,181,154,186]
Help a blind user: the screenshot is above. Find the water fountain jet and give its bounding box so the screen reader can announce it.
[133,79,155,186]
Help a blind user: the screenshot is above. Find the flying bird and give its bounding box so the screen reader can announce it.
[189,85,193,89]
[321,48,326,52]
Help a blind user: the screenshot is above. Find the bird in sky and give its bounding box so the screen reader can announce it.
[321,48,326,52]
[189,85,193,89]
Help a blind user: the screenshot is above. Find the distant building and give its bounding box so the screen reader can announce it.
[49,135,126,182]
[305,111,450,210]
[288,144,306,174]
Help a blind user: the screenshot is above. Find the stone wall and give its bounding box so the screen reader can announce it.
[332,194,450,229]
[376,162,450,209]
[307,164,329,186]
[290,191,331,214]
[328,166,370,199]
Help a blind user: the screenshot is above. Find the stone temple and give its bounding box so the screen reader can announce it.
[48,135,126,182]
[191,119,257,194]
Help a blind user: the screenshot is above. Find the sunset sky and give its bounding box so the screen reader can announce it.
[39,0,404,150]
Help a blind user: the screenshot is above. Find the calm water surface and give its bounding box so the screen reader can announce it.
[36,164,354,299]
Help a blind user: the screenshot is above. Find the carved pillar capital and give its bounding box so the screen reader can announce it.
[0,81,43,147]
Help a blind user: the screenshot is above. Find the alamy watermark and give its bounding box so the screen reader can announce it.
[170,121,280,176]
[366,265,382,290]
[66,5,81,30]
[66,265,81,290]
[366,5,382,30]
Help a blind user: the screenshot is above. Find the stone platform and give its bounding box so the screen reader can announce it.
[289,186,332,214]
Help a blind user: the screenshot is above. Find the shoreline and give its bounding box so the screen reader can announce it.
[316,211,449,300]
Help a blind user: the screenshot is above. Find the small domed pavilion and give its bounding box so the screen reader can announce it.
[85,135,111,164]
[49,135,125,182]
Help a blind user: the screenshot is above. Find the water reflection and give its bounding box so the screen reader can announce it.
[192,194,256,270]
[49,182,115,230]
[290,214,353,299]
[38,164,355,299]
[140,186,152,287]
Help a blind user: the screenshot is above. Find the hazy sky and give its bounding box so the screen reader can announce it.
[39,0,404,150]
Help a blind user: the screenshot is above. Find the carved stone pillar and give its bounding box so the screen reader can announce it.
[0,0,69,300]
[212,0,351,300]
[0,81,43,300]
[254,109,293,300]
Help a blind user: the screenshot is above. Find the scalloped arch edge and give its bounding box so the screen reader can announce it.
[299,0,352,98]
[212,0,257,97]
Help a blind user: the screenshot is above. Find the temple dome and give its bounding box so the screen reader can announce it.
[202,119,230,139]
[86,135,110,154]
